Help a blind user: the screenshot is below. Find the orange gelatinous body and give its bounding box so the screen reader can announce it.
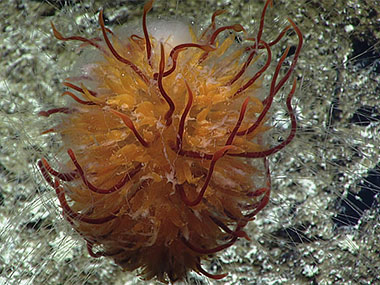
[38,0,302,282]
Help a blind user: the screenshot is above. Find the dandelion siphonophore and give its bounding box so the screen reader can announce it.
[37,0,302,282]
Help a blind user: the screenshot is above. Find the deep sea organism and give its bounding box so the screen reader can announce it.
[37,0,302,282]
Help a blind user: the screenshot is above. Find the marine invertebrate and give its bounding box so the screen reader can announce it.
[37,0,302,282]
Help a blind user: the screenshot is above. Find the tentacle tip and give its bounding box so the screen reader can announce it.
[144,0,154,12]
[98,9,105,26]
[287,17,295,25]
[234,24,246,33]
[235,230,251,241]
[67,148,75,158]
[37,159,44,169]
[38,111,48,117]
[50,22,64,40]
[213,273,228,280]
[196,262,228,280]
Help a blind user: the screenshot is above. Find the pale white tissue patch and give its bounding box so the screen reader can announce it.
[147,20,193,51]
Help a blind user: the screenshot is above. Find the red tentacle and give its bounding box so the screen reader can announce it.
[272,18,303,96]
[228,49,257,86]
[181,235,238,255]
[50,22,107,54]
[236,44,290,137]
[233,40,272,97]
[230,78,297,158]
[196,260,228,280]
[61,91,96,106]
[268,24,291,47]
[63,82,97,97]
[38,107,72,117]
[199,24,245,63]
[255,0,273,49]
[176,80,193,151]
[142,0,154,67]
[157,43,175,126]
[98,10,149,84]
[153,43,215,79]
[245,157,271,219]
[67,148,142,194]
[225,97,249,146]
[40,158,77,181]
[109,109,149,147]
[173,148,214,160]
[54,178,118,224]
[199,9,226,41]
[177,145,234,207]
[209,24,245,46]
[38,160,55,188]
[209,216,250,241]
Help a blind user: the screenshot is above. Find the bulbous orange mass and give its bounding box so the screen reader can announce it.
[38,0,302,282]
